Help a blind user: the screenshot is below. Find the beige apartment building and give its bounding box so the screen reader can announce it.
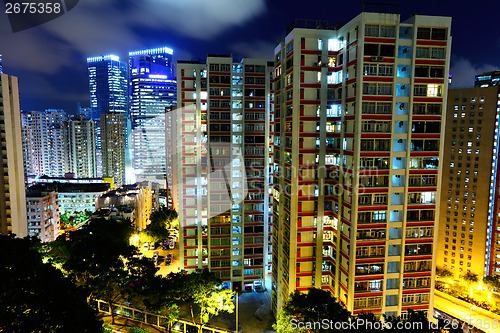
[0,73,27,237]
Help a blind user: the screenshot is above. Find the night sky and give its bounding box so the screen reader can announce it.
[0,0,499,113]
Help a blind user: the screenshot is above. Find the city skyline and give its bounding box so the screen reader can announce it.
[0,1,498,113]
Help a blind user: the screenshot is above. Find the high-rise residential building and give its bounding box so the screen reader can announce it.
[101,112,125,186]
[174,56,273,291]
[0,73,27,237]
[0,54,3,73]
[21,109,67,177]
[26,190,60,242]
[437,87,498,279]
[475,70,500,88]
[62,114,97,178]
[129,47,176,185]
[272,13,451,319]
[87,55,128,178]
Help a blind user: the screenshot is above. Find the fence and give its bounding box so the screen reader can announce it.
[91,299,233,333]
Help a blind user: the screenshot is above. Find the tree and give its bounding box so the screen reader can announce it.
[436,267,453,279]
[145,207,178,242]
[484,275,500,290]
[0,236,103,332]
[167,269,234,332]
[48,218,158,324]
[462,271,479,286]
[274,288,350,332]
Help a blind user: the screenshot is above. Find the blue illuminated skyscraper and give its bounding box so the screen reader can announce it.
[128,47,176,185]
[87,54,128,117]
[87,55,128,178]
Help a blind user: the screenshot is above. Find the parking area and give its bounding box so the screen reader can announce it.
[140,240,181,276]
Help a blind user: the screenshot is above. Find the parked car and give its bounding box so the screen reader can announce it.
[149,243,156,250]
[162,242,168,250]
[165,257,171,266]
[143,243,149,251]
[169,240,175,249]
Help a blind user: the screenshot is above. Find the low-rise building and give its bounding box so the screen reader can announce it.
[27,182,110,214]
[95,184,153,231]
[26,190,60,242]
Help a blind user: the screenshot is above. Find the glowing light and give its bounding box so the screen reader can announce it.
[149,74,168,79]
[87,54,120,62]
[129,47,173,56]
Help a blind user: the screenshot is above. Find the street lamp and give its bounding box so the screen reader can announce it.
[469,305,476,324]
[235,291,239,333]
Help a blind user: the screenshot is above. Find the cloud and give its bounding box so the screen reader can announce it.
[134,0,267,39]
[231,40,275,61]
[450,56,499,88]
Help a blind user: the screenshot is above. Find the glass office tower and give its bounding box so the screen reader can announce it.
[129,47,177,185]
[87,55,128,178]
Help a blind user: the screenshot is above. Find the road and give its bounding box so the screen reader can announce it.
[434,292,500,333]
[141,241,181,276]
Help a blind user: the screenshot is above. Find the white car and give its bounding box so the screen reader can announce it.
[143,243,149,251]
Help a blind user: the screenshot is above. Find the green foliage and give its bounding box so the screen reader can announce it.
[275,288,462,333]
[47,218,158,324]
[274,288,349,332]
[0,236,103,332]
[145,207,178,242]
[60,210,92,228]
[484,275,500,290]
[461,271,479,283]
[436,266,453,278]
[166,269,234,328]
[128,327,150,333]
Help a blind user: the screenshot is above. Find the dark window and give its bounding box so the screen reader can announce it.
[364,44,378,56]
[417,27,431,39]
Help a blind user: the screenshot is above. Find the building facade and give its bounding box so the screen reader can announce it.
[475,70,500,88]
[272,13,451,319]
[95,183,153,231]
[21,109,67,177]
[129,47,176,185]
[101,112,126,186]
[436,87,498,279]
[87,54,128,178]
[174,56,274,291]
[62,115,97,178]
[0,73,27,237]
[28,182,110,214]
[26,190,60,242]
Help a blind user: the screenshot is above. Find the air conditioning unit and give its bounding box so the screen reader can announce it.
[376,56,384,61]
[370,56,378,61]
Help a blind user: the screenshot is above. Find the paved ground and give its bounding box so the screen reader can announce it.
[141,241,181,276]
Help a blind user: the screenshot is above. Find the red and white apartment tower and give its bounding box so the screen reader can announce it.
[272,12,451,319]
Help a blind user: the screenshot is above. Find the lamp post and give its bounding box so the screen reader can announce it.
[469,305,476,324]
[235,291,239,333]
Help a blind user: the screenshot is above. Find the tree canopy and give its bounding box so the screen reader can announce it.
[47,218,158,324]
[274,288,463,333]
[0,236,103,332]
[144,207,178,242]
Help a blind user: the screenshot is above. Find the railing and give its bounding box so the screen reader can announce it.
[91,299,233,333]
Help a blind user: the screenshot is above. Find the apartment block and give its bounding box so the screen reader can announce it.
[272,13,451,319]
[26,190,60,242]
[62,114,97,178]
[21,109,67,177]
[0,73,27,237]
[174,56,273,291]
[101,112,126,186]
[437,87,498,278]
